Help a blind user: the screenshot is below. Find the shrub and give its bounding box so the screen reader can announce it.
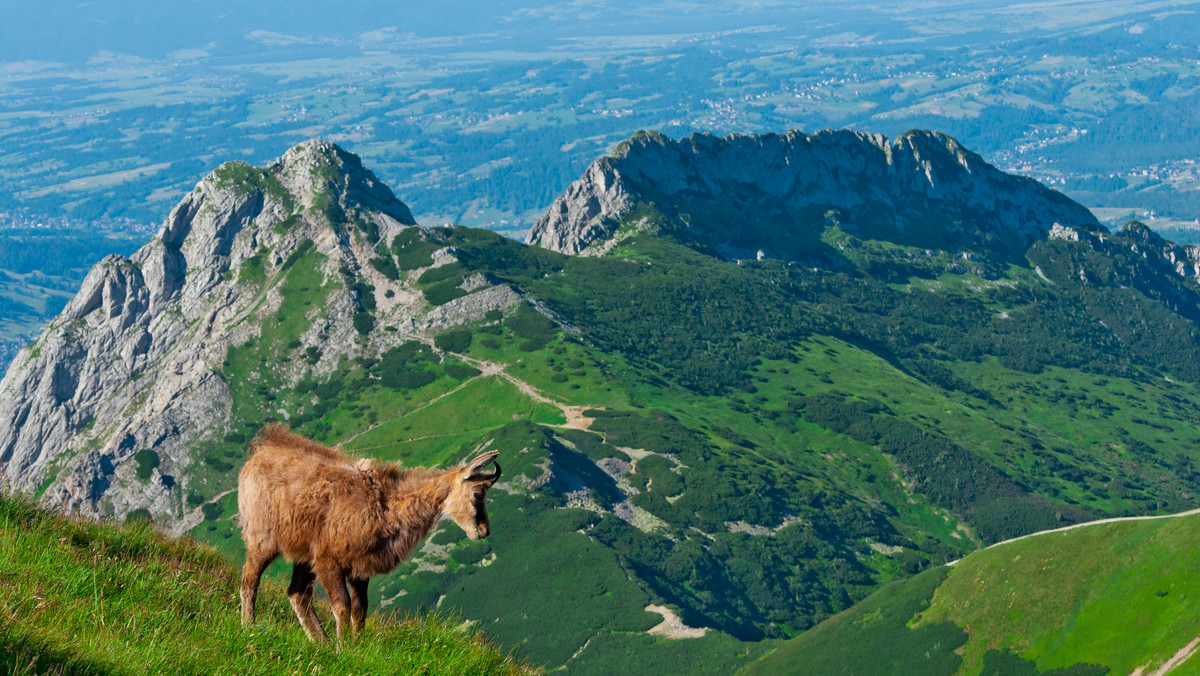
[378,341,434,368]
[424,283,468,306]
[452,540,491,566]
[205,455,233,472]
[434,330,472,353]
[350,280,376,311]
[282,239,315,270]
[504,302,556,342]
[445,364,482,380]
[418,263,465,286]
[370,256,400,281]
[353,311,375,336]
[395,246,436,270]
[381,368,436,390]
[359,219,381,244]
[134,449,160,482]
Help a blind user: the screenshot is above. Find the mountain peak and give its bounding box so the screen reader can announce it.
[527,129,1100,260]
[0,140,427,514]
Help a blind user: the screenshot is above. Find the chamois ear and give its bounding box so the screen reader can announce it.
[465,450,501,483]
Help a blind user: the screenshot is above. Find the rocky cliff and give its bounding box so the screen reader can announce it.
[0,140,515,526]
[527,129,1102,260]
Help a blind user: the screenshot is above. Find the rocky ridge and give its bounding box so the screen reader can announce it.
[1118,221,1200,285]
[527,129,1103,260]
[0,140,516,524]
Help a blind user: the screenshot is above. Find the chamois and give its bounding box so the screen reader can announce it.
[237,423,501,642]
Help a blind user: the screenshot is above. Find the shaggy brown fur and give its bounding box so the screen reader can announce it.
[238,423,501,642]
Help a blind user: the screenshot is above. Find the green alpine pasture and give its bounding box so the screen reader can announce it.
[922,514,1200,674]
[0,493,531,676]
[744,512,1200,675]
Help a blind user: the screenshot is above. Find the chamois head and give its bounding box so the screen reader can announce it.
[444,450,502,540]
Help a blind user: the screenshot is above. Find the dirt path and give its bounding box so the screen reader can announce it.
[446,351,600,431]
[1132,637,1200,676]
[338,373,487,447]
[947,507,1200,566]
[337,347,599,450]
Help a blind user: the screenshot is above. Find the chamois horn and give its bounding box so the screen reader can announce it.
[466,451,501,481]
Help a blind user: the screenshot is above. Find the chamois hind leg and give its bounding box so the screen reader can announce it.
[315,564,353,642]
[288,562,328,642]
[240,548,276,625]
[348,577,369,635]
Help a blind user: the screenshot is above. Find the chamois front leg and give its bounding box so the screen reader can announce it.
[288,562,328,642]
[316,564,353,642]
[348,577,369,635]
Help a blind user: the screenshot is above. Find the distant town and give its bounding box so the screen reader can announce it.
[0,209,155,234]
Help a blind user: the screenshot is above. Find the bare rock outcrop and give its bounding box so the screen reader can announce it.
[527,129,1102,260]
[0,140,441,522]
[1119,221,1200,285]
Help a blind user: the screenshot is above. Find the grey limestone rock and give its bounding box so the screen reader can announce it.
[1119,221,1200,285]
[527,129,1102,260]
[0,139,441,524]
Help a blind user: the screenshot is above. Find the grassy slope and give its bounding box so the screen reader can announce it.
[742,513,1200,675]
[739,568,964,676]
[0,493,531,676]
[922,513,1200,674]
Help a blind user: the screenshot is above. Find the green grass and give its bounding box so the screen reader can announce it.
[35,214,1200,672]
[919,514,1200,674]
[747,513,1200,675]
[344,375,566,465]
[566,631,779,676]
[0,493,531,675]
[739,568,964,676]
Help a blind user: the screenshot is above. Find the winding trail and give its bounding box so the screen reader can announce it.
[448,350,599,430]
[1133,637,1200,676]
[337,346,599,450]
[338,370,489,447]
[946,507,1200,566]
[940,509,1200,673]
